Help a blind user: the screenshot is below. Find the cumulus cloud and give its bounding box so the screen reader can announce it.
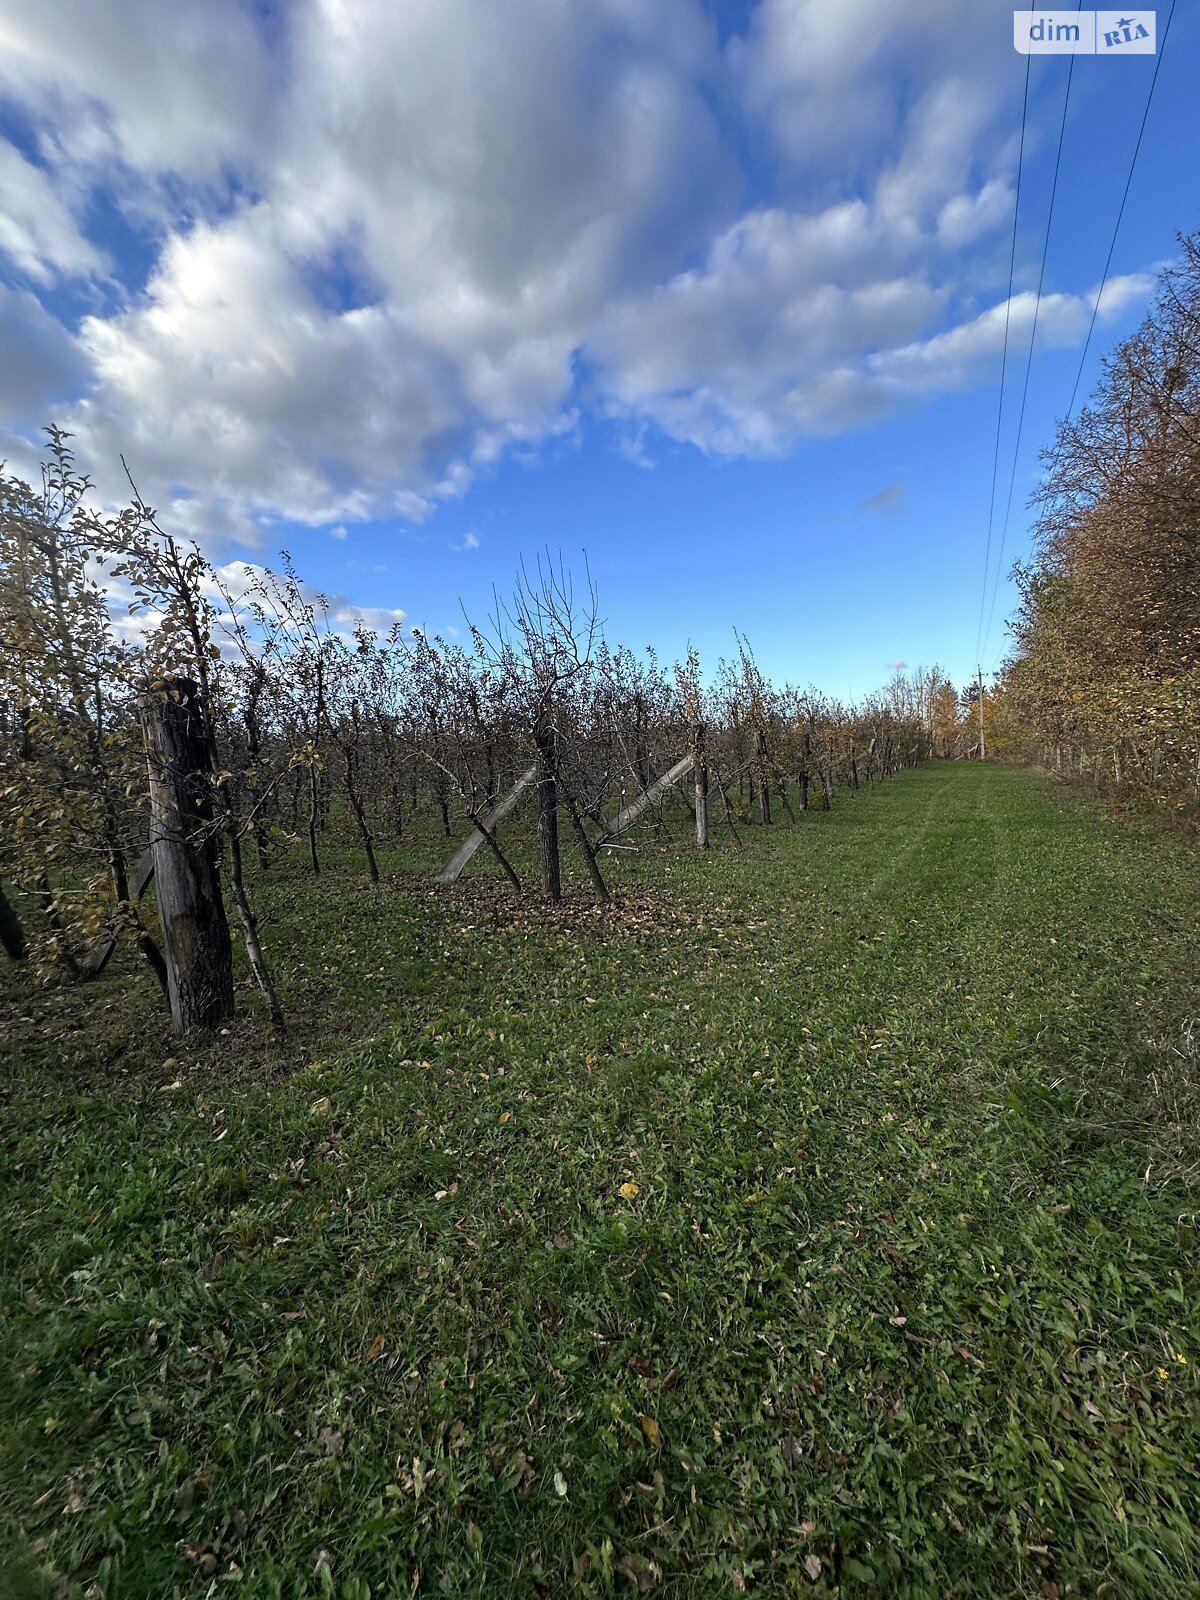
[207,561,409,638]
[0,0,1159,537]
[0,140,107,282]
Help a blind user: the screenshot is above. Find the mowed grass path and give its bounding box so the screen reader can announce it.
[2,764,1198,1598]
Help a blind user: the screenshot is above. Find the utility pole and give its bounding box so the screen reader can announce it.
[977,665,986,762]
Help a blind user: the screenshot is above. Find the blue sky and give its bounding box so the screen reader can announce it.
[1,0,1195,699]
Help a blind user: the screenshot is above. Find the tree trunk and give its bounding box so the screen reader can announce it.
[754,729,771,825]
[0,881,26,961]
[227,826,285,1037]
[307,764,321,874]
[436,765,537,885]
[533,722,561,904]
[141,677,235,1033]
[560,783,610,905]
[342,743,379,882]
[693,723,709,850]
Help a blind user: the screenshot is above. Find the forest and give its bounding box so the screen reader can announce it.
[987,229,1200,807]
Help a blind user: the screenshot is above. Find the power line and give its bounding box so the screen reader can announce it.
[978,0,1177,671]
[1058,0,1178,434]
[974,47,1032,664]
[980,6,1081,664]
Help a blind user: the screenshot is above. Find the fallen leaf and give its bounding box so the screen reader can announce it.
[804,1553,822,1581]
[553,1469,568,1498]
[640,1414,661,1447]
[78,1406,107,1440]
[613,1553,659,1592]
[619,1182,640,1200]
[1084,1398,1103,1418]
[309,1096,332,1117]
[365,1335,386,1362]
[318,1427,345,1457]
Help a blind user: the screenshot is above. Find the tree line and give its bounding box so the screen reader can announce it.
[993,229,1200,809]
[1,432,944,1036]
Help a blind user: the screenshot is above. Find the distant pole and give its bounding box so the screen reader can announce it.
[977,666,986,762]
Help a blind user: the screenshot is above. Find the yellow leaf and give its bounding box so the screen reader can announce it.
[366,1335,385,1362]
[639,1414,661,1447]
[619,1182,640,1200]
[309,1096,332,1117]
[500,1110,512,1123]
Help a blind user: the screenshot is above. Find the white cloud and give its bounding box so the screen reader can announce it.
[0,140,106,282]
[0,0,1160,532]
[0,0,274,182]
[208,560,409,638]
[867,272,1157,401]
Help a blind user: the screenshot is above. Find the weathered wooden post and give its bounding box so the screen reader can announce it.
[141,677,235,1033]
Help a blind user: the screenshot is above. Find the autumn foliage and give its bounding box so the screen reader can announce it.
[998,231,1200,808]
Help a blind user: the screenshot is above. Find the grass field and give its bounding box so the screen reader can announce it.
[2,763,1199,1599]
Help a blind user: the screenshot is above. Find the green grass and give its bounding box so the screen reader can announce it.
[2,764,1198,1598]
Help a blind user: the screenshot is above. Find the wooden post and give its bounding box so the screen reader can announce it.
[141,677,235,1033]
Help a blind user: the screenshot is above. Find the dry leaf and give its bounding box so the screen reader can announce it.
[640,1414,661,1447]
[366,1335,385,1362]
[804,1553,822,1581]
[309,1096,332,1117]
[619,1182,640,1200]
